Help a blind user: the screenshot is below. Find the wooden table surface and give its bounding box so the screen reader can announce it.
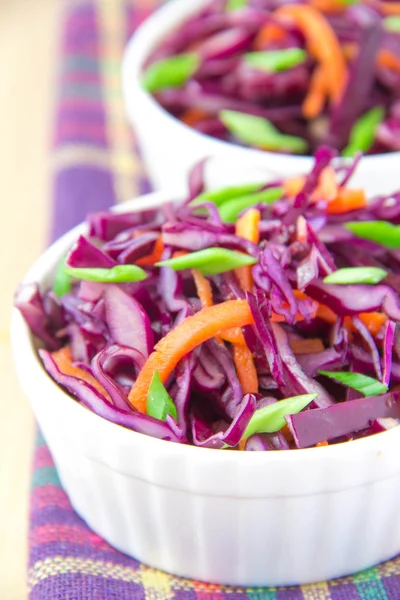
[0,1,60,598]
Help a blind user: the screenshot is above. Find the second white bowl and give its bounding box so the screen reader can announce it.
[122,0,400,197]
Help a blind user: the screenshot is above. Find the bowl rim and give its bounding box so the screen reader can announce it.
[121,0,400,167]
[10,190,400,467]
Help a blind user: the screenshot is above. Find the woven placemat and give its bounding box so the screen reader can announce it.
[29,1,400,598]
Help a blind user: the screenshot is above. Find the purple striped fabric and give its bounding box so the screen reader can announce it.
[29,1,400,598]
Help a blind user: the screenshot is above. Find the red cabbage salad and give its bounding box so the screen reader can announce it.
[15,148,400,450]
[141,0,400,156]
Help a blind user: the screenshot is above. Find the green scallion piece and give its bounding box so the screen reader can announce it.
[191,182,263,207]
[156,248,257,276]
[318,371,388,397]
[342,107,385,157]
[220,110,308,153]
[65,264,147,283]
[244,49,307,73]
[219,187,284,223]
[53,257,72,298]
[142,53,199,93]
[243,394,317,439]
[323,267,388,285]
[384,16,400,32]
[345,221,400,249]
[226,0,247,10]
[147,371,178,421]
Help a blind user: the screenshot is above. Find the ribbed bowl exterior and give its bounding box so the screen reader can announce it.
[11,194,400,586]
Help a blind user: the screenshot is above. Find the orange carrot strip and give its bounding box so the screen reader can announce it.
[302,65,327,119]
[221,327,247,346]
[128,300,254,412]
[297,216,308,244]
[316,303,337,324]
[276,4,347,103]
[290,338,325,355]
[51,346,111,401]
[327,188,367,214]
[136,236,164,267]
[316,440,329,447]
[254,22,288,50]
[378,49,400,74]
[284,175,306,198]
[284,167,338,202]
[358,312,387,337]
[372,1,400,15]
[316,166,339,202]
[191,269,257,387]
[192,269,213,309]
[309,0,346,14]
[181,108,209,127]
[233,344,259,394]
[235,209,260,292]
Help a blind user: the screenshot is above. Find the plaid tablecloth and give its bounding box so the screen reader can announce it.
[30,1,400,598]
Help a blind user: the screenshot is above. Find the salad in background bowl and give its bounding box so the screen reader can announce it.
[122,0,400,195]
[11,150,400,585]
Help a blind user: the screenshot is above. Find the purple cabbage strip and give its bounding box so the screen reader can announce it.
[15,283,61,350]
[305,280,400,321]
[247,291,284,386]
[103,285,154,358]
[39,350,186,443]
[91,345,145,411]
[352,316,382,381]
[245,431,289,451]
[66,235,116,269]
[191,393,256,449]
[271,322,333,408]
[286,392,400,448]
[383,321,396,387]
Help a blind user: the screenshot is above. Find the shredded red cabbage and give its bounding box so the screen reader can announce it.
[16,150,400,449]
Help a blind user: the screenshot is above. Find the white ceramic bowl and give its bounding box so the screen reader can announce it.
[11,192,400,587]
[122,0,400,197]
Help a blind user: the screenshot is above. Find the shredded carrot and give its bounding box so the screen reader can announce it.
[284,167,338,202]
[344,43,400,74]
[181,108,209,127]
[302,66,327,119]
[136,236,164,267]
[317,166,339,202]
[254,22,288,49]
[192,269,213,309]
[235,208,260,292]
[316,440,329,447]
[284,175,305,198]
[238,439,247,451]
[342,43,357,61]
[327,188,367,214]
[282,424,294,442]
[276,4,347,104]
[369,1,400,15]
[51,346,111,401]
[344,312,387,338]
[128,299,255,412]
[221,327,247,346]
[296,215,308,244]
[309,0,346,14]
[233,344,259,394]
[290,338,325,355]
[378,49,400,74]
[192,268,257,391]
[316,303,337,324]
